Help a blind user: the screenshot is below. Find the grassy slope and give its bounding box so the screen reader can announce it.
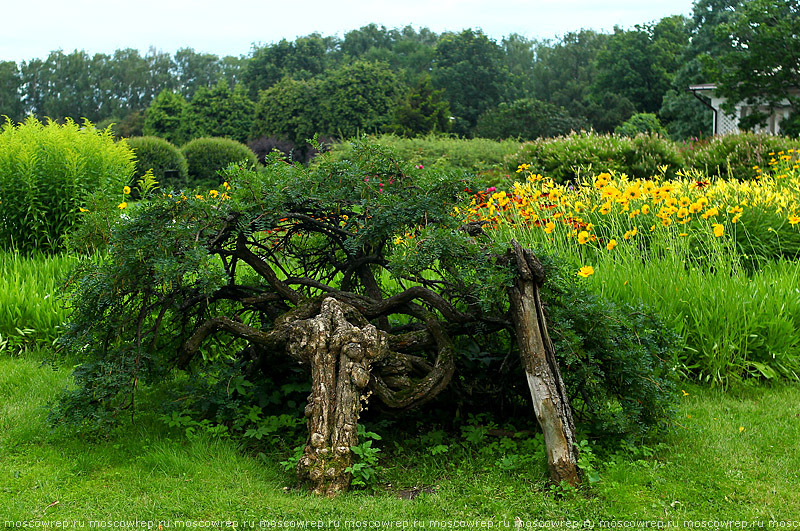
[2,351,799,522]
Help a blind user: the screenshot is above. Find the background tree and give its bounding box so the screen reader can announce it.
[173,48,225,100]
[242,35,336,100]
[181,80,254,143]
[431,29,508,137]
[249,76,323,151]
[659,0,741,139]
[386,75,451,137]
[531,30,608,127]
[319,61,402,138]
[474,98,587,140]
[590,18,689,118]
[0,61,23,122]
[705,0,800,130]
[143,89,188,145]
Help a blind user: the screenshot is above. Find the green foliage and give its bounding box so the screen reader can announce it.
[543,267,679,438]
[181,81,255,144]
[781,110,800,138]
[126,136,189,192]
[51,139,512,434]
[507,131,684,183]
[181,137,258,187]
[345,425,383,489]
[320,61,402,138]
[143,89,187,145]
[0,116,134,254]
[387,75,451,137]
[614,113,667,137]
[326,134,522,185]
[0,61,24,122]
[0,250,76,351]
[704,0,800,131]
[686,133,800,179]
[431,29,507,136]
[591,18,689,116]
[250,77,322,148]
[474,98,588,140]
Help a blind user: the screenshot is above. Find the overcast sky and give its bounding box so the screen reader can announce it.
[1,0,697,63]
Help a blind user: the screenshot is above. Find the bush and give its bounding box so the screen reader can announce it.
[507,131,684,183]
[685,133,800,180]
[327,134,522,186]
[614,113,667,137]
[126,136,188,193]
[0,117,134,254]
[181,137,258,187]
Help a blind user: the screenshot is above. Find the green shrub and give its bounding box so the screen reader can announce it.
[126,136,189,192]
[327,134,522,186]
[507,132,684,183]
[614,113,667,137]
[0,116,134,254]
[449,255,678,440]
[684,133,800,180]
[181,137,258,188]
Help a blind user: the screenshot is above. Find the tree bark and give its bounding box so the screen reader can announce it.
[289,297,389,496]
[507,240,581,486]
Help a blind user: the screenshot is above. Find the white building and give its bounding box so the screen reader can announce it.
[688,83,797,135]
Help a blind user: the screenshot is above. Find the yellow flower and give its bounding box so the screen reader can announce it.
[623,185,641,200]
[393,235,403,245]
[576,265,595,278]
[117,202,127,209]
[623,227,638,240]
[544,221,556,234]
[606,239,618,250]
[731,214,741,224]
[739,426,745,433]
[713,223,724,238]
[678,196,691,208]
[222,181,231,190]
[681,389,689,396]
[208,189,220,198]
[789,215,800,225]
[727,205,743,214]
[641,204,650,215]
[677,207,689,219]
[577,230,590,244]
[195,194,204,200]
[516,163,531,173]
[701,207,719,220]
[78,207,89,213]
[123,186,131,195]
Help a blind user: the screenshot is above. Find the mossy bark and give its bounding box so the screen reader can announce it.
[288,297,388,496]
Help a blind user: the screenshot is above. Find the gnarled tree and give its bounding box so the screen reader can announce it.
[56,140,580,495]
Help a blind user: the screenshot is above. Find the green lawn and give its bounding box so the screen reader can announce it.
[2,350,799,523]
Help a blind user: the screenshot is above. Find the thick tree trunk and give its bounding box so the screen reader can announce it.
[508,241,581,487]
[288,297,388,496]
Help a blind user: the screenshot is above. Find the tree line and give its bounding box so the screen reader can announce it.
[1,0,797,147]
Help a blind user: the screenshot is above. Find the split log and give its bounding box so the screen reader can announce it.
[507,240,581,486]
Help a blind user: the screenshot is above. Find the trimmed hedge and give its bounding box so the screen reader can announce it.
[507,131,800,183]
[181,137,258,187]
[125,136,188,193]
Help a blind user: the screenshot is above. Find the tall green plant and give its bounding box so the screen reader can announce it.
[0,117,134,254]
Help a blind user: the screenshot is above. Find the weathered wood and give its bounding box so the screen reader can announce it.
[508,240,581,486]
[289,297,389,496]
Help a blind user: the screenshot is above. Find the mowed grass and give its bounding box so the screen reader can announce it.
[2,350,800,522]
